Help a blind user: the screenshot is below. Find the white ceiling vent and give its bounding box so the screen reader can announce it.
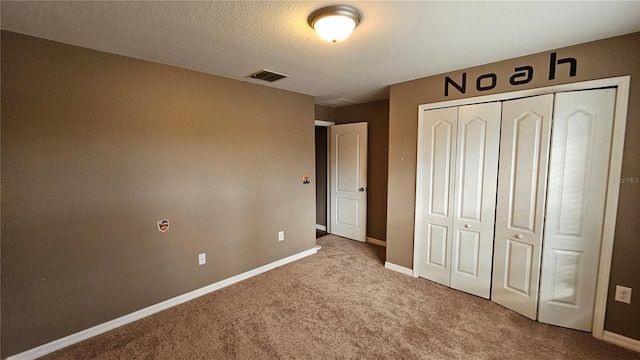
[246,69,289,82]
[324,98,356,107]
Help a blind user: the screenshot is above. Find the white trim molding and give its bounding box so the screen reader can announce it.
[314,120,335,127]
[413,76,630,339]
[384,262,413,276]
[316,224,327,232]
[603,331,640,353]
[7,247,318,360]
[366,237,386,247]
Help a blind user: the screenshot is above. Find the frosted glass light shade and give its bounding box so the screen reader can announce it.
[313,15,357,43]
[308,5,361,43]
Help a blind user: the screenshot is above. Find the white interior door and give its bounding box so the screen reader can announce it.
[450,102,501,299]
[330,123,367,242]
[538,88,616,331]
[492,94,554,319]
[416,107,458,285]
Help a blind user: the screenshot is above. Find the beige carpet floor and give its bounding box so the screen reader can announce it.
[43,235,639,359]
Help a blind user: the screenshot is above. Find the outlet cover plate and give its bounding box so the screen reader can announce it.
[278,231,285,241]
[615,285,632,304]
[198,253,206,266]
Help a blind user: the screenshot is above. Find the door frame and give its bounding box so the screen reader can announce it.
[413,76,630,339]
[315,120,335,234]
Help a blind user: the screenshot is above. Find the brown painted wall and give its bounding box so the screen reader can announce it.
[315,126,327,226]
[335,100,389,241]
[387,32,640,340]
[314,104,335,122]
[1,31,316,357]
[0,25,3,360]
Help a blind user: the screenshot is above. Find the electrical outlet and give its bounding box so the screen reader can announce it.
[198,253,206,266]
[615,285,632,304]
[278,231,285,241]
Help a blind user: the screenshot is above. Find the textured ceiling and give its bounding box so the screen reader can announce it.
[2,1,639,106]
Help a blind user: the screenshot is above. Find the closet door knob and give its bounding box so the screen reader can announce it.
[514,234,523,240]
[464,224,471,229]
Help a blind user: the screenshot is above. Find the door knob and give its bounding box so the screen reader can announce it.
[514,234,523,239]
[464,224,471,229]
[358,187,366,192]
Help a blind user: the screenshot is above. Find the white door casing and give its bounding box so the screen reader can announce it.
[450,102,501,299]
[492,94,554,320]
[330,123,368,242]
[416,107,458,285]
[538,88,617,331]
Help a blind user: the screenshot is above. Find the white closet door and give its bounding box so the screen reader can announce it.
[492,94,554,319]
[417,107,458,285]
[538,89,616,331]
[450,102,501,299]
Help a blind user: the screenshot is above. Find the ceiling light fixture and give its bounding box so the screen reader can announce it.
[308,5,361,43]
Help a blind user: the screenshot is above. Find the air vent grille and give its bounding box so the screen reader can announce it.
[246,69,289,82]
[324,98,356,106]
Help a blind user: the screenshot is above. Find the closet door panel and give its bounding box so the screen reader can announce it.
[450,102,501,299]
[454,229,480,276]
[538,88,616,331]
[417,107,458,286]
[492,94,554,319]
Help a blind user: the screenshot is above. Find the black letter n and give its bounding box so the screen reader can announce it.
[445,73,466,96]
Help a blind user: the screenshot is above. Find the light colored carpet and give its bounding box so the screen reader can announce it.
[43,235,639,359]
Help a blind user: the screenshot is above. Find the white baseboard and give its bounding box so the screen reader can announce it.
[366,237,386,247]
[315,224,327,231]
[7,247,318,360]
[384,261,413,276]
[603,330,640,353]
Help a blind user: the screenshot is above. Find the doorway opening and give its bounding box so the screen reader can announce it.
[315,120,333,238]
[315,120,369,242]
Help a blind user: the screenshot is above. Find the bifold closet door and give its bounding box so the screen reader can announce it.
[492,94,554,319]
[417,103,500,298]
[417,107,458,286]
[450,102,501,299]
[538,88,616,331]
